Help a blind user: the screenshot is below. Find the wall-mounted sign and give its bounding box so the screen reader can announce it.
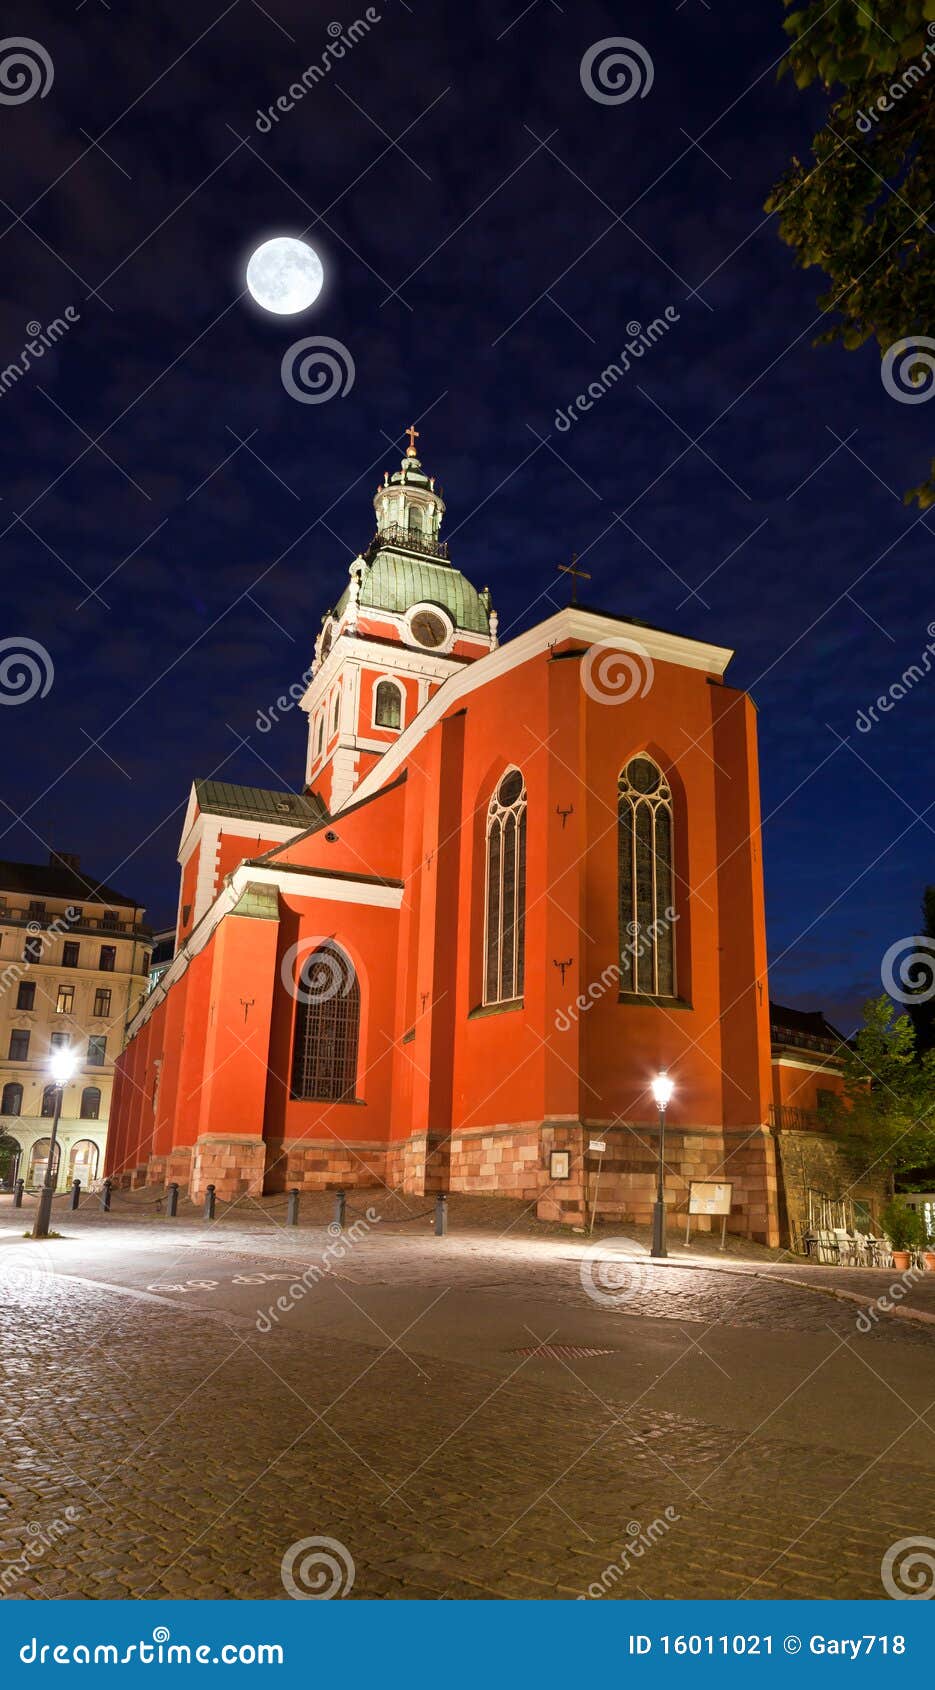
[550,1150,570,1181]
[588,1140,607,1155]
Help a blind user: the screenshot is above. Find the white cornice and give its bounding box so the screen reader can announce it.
[125,861,402,1042]
[345,607,734,813]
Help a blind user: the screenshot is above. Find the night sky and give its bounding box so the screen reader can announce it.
[0,0,930,1033]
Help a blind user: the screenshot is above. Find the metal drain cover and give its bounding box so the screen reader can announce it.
[510,1344,614,1359]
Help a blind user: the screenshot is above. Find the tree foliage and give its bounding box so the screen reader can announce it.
[766,1,935,505]
[820,993,935,1175]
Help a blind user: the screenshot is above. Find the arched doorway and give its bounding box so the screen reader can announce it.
[28,1138,61,1188]
[0,1133,21,1190]
[69,1139,99,1187]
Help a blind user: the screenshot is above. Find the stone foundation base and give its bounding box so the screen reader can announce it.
[138,1120,781,1240]
[190,1135,265,1204]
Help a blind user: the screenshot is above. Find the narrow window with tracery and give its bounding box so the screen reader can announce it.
[618,756,675,996]
[290,942,360,1102]
[483,768,527,1005]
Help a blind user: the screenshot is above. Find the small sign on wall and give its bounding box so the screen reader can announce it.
[550,1150,570,1181]
[686,1180,734,1249]
[588,1140,606,1155]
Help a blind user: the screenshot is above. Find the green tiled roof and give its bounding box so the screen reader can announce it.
[334,548,490,634]
[194,780,326,826]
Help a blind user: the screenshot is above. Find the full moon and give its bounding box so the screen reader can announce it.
[245,237,324,315]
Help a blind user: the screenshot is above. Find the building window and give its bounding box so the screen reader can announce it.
[1,1083,23,1117]
[29,1138,60,1186]
[374,679,402,730]
[87,1035,107,1067]
[93,987,112,1018]
[80,1086,101,1121]
[99,945,116,972]
[317,716,324,757]
[69,1139,99,1182]
[65,906,82,923]
[62,941,80,968]
[40,1085,58,1119]
[332,691,340,734]
[100,911,118,930]
[23,935,41,964]
[56,985,74,1015]
[8,1030,29,1061]
[16,982,35,1011]
[408,505,423,535]
[483,768,527,1005]
[28,900,46,918]
[290,942,360,1103]
[0,1132,21,1187]
[50,1031,69,1052]
[618,756,676,997]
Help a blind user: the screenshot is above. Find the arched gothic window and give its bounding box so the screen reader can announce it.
[1,1082,22,1117]
[618,756,676,997]
[81,1086,101,1121]
[332,691,340,734]
[290,942,360,1103]
[484,768,527,1005]
[40,1085,58,1118]
[374,679,402,730]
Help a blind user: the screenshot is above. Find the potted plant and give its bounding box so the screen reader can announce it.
[880,1198,924,1272]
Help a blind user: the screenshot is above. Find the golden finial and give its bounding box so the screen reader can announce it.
[405,423,419,457]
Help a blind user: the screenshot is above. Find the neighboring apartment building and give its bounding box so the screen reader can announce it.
[0,852,151,1191]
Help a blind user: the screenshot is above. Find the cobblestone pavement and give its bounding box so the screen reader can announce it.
[3,1204,935,1601]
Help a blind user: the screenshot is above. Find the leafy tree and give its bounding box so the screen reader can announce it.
[766,1,935,505]
[819,993,935,1175]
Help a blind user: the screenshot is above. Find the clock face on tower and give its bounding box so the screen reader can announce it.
[409,609,448,649]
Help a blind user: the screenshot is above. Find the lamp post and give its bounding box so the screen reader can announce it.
[33,1047,76,1240]
[650,1070,674,1259]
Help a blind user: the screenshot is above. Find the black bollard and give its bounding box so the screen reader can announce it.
[203,1183,216,1221]
[101,1178,112,1212]
[70,1179,81,1211]
[434,1191,448,1237]
[333,1188,346,1231]
[166,1182,179,1218]
[13,1178,24,1209]
[287,1187,299,1227]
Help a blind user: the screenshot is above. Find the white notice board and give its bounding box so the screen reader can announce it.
[688,1180,733,1217]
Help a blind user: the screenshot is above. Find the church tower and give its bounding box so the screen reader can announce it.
[301,428,497,812]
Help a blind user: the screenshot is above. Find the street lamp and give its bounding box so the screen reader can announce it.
[650,1070,674,1259]
[32,1046,76,1240]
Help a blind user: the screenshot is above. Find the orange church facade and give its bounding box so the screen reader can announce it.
[107,436,843,1244]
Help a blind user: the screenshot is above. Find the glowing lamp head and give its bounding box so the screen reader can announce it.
[651,1071,674,1111]
[49,1047,77,1086]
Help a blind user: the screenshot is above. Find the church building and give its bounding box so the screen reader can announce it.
[107,431,842,1244]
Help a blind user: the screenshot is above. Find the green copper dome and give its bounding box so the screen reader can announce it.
[333,549,491,635]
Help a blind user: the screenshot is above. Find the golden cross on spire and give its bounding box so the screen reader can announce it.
[557,552,590,604]
[405,423,420,457]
